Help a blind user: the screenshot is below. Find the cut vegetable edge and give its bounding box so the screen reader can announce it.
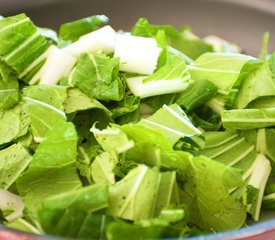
[63,25,117,57]
[126,76,190,98]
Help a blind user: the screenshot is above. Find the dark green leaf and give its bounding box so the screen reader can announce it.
[16,122,82,216]
[179,156,246,231]
[0,62,19,111]
[132,18,212,59]
[69,53,125,101]
[176,79,218,112]
[59,15,109,43]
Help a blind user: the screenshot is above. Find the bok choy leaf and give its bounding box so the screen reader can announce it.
[221,108,275,130]
[131,18,213,60]
[59,15,109,44]
[0,62,19,111]
[0,14,49,76]
[69,53,125,101]
[197,131,271,220]
[139,104,202,146]
[23,85,67,142]
[0,143,32,189]
[126,50,192,98]
[236,53,275,108]
[16,122,82,216]
[0,12,274,239]
[188,53,261,109]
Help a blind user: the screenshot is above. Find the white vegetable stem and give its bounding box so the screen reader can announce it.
[126,76,189,98]
[0,189,24,222]
[246,154,271,221]
[30,45,76,85]
[63,25,116,57]
[114,34,162,75]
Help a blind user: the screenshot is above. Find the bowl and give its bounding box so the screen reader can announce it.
[1,0,275,56]
[0,0,275,239]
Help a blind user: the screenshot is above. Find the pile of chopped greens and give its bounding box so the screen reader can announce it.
[0,13,275,240]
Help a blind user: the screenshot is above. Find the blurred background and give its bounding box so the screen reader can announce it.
[0,0,275,56]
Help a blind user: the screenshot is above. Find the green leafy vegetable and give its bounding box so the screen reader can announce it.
[0,14,49,75]
[236,54,275,108]
[16,122,82,216]
[259,32,270,60]
[69,53,125,101]
[0,103,29,146]
[0,12,274,240]
[108,94,140,119]
[197,131,272,220]
[118,124,173,169]
[0,62,19,111]
[63,87,111,115]
[107,165,177,221]
[188,52,261,108]
[189,53,257,92]
[221,108,275,130]
[42,183,109,212]
[39,209,113,239]
[139,104,202,146]
[4,218,41,234]
[59,15,109,44]
[176,79,218,112]
[240,128,275,177]
[23,85,67,142]
[126,50,192,98]
[179,155,246,231]
[72,107,112,183]
[0,143,32,189]
[132,18,213,59]
[91,152,117,185]
[91,125,134,155]
[107,221,165,240]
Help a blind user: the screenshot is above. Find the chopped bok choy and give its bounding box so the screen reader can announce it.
[0,13,274,240]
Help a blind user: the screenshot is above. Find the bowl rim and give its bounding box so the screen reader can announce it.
[1,218,275,240]
[0,0,275,239]
[186,218,275,240]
